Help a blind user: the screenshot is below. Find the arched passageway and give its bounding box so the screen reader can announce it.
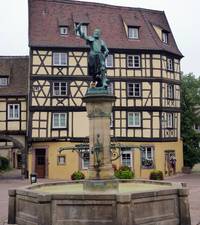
[0,135,27,177]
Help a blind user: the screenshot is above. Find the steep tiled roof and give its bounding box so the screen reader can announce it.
[28,0,183,57]
[0,56,29,96]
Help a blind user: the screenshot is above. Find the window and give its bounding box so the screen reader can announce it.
[53,52,67,66]
[53,82,67,96]
[162,31,168,44]
[194,124,200,132]
[81,151,90,169]
[141,146,154,168]
[121,149,132,168]
[110,112,114,128]
[128,83,141,97]
[108,83,114,95]
[75,23,88,36]
[128,112,141,127]
[0,77,9,86]
[8,104,20,120]
[166,113,173,128]
[167,84,174,99]
[57,155,66,165]
[105,54,114,67]
[59,26,68,35]
[53,113,67,129]
[128,27,139,39]
[167,58,173,71]
[127,55,140,68]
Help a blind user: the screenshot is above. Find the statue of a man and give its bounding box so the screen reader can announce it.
[75,23,109,88]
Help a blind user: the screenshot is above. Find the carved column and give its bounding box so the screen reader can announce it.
[83,94,116,180]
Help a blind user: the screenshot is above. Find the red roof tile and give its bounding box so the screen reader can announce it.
[29,0,183,57]
[0,56,29,96]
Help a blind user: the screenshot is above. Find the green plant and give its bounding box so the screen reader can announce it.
[149,170,164,180]
[0,156,9,171]
[181,74,200,168]
[71,170,85,180]
[114,166,134,179]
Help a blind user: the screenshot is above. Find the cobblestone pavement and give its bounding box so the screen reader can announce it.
[0,179,28,225]
[167,173,200,225]
[0,174,200,225]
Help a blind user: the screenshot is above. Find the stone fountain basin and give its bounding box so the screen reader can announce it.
[8,179,191,225]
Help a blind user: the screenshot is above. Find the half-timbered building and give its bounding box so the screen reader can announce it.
[0,56,29,173]
[28,0,183,179]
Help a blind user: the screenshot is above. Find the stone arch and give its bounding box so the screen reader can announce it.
[0,135,26,177]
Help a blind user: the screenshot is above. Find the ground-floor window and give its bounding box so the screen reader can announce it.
[141,146,154,169]
[57,155,66,165]
[121,149,133,168]
[81,151,90,169]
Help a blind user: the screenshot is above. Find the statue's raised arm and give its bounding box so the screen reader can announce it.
[75,22,110,90]
[75,23,89,40]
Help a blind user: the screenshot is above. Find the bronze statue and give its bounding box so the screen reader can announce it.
[75,23,109,88]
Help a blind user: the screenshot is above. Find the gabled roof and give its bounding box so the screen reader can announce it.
[28,0,183,57]
[0,56,29,96]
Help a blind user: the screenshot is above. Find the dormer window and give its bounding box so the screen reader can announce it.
[75,23,88,36]
[128,27,139,39]
[59,26,68,35]
[0,76,9,86]
[162,31,168,44]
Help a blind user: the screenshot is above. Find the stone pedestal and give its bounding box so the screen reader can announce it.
[83,93,116,181]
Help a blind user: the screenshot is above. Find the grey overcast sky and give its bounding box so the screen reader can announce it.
[0,0,199,76]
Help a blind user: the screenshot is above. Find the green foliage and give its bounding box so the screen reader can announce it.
[181,74,200,168]
[71,170,85,180]
[114,166,134,179]
[0,156,9,171]
[149,170,164,180]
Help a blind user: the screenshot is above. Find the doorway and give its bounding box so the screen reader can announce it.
[35,149,46,178]
[165,150,176,176]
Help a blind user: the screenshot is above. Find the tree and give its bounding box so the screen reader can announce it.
[181,73,200,168]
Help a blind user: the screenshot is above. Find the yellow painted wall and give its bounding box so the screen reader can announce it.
[0,98,27,131]
[29,140,183,180]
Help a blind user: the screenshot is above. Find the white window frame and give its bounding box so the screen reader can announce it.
[105,54,114,68]
[57,155,66,165]
[128,83,141,97]
[110,112,114,128]
[81,150,90,169]
[166,113,173,128]
[53,82,67,96]
[141,146,154,168]
[162,32,168,44]
[53,52,67,66]
[75,24,88,36]
[167,58,173,71]
[121,150,133,168]
[142,146,154,160]
[108,83,114,95]
[167,84,174,99]
[0,77,9,86]
[8,104,20,120]
[59,26,68,35]
[128,27,139,39]
[127,55,140,68]
[128,112,141,127]
[52,113,67,129]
